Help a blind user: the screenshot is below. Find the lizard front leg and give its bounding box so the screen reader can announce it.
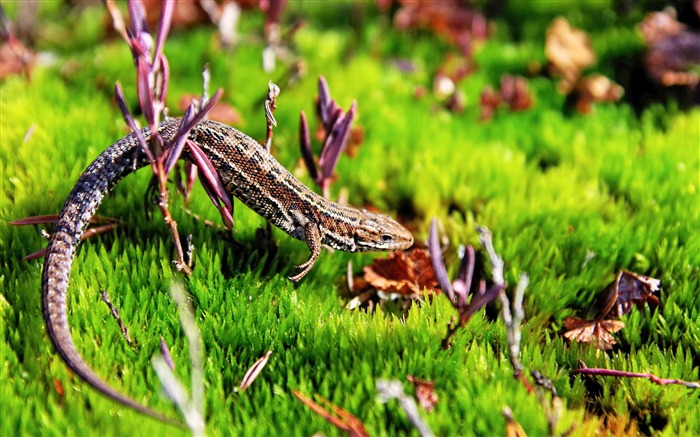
[288,210,322,282]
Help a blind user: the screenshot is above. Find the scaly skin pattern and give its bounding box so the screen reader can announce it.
[41,118,413,423]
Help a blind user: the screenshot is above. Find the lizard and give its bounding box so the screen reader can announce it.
[41,118,414,423]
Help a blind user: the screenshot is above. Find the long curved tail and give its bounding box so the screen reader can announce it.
[41,122,180,425]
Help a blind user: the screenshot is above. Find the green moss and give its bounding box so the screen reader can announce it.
[1,2,698,436]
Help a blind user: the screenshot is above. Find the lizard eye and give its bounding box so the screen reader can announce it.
[380,234,394,242]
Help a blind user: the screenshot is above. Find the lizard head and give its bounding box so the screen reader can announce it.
[352,209,414,252]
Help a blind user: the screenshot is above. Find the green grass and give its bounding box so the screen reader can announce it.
[1,2,699,436]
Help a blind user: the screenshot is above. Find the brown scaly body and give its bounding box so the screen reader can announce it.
[42,118,413,422]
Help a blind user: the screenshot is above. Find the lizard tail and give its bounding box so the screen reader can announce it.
[41,125,180,425]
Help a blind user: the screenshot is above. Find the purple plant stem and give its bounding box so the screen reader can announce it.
[298,111,319,182]
[572,367,700,388]
[428,218,454,300]
[114,82,154,162]
[153,0,174,64]
[187,140,234,229]
[318,100,356,182]
[163,89,223,174]
[127,0,146,36]
[160,337,175,370]
[453,245,475,307]
[317,76,332,128]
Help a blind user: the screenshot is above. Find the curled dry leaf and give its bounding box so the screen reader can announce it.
[545,17,596,93]
[545,17,624,113]
[563,317,625,351]
[363,249,440,297]
[407,375,438,412]
[563,270,659,350]
[348,248,439,311]
[640,7,700,87]
[574,74,624,114]
[598,270,660,319]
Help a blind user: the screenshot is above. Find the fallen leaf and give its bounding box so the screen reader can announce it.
[640,7,700,87]
[598,270,661,319]
[574,74,624,114]
[407,375,438,412]
[292,390,369,437]
[545,17,596,93]
[363,249,440,297]
[563,317,625,351]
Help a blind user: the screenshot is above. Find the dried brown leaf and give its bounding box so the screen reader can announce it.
[545,17,596,93]
[574,74,624,114]
[407,375,438,412]
[598,270,661,319]
[363,249,439,296]
[563,317,625,351]
[640,8,700,87]
[292,390,369,437]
